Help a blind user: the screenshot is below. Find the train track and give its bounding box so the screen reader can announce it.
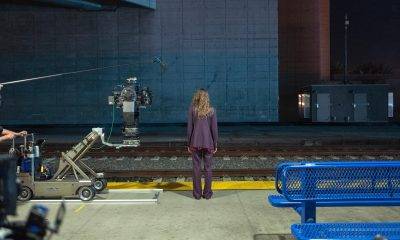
[68,146,400,179]
[2,139,400,157]
[104,169,275,178]
[31,145,400,158]
[5,143,400,179]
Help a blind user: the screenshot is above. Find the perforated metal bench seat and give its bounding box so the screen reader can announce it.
[268,195,400,208]
[291,222,400,240]
[274,161,393,194]
[271,161,400,223]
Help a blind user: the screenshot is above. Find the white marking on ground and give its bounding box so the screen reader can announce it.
[28,190,163,205]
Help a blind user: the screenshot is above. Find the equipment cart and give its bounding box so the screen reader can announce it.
[16,130,107,201]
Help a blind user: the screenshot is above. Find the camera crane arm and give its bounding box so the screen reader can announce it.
[0,57,166,105]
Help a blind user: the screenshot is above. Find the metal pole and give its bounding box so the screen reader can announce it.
[0,57,166,106]
[344,14,350,84]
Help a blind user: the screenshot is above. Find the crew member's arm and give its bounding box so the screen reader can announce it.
[0,127,27,142]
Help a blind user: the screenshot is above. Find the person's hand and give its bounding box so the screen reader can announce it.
[187,146,192,154]
[18,131,27,137]
[6,132,16,140]
[213,148,218,154]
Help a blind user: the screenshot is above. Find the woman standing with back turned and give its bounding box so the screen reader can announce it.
[187,89,218,200]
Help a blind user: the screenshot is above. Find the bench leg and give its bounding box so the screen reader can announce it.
[301,201,316,223]
[293,206,302,216]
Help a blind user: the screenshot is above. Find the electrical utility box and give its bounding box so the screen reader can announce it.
[298,84,393,123]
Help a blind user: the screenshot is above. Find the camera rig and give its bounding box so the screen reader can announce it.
[108,77,152,147]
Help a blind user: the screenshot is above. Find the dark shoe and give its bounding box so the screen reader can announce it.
[194,196,201,200]
[202,195,212,200]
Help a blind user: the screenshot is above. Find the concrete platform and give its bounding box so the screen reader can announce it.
[6,124,400,146]
[9,191,400,240]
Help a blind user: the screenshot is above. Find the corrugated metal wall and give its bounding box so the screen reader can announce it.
[0,0,278,125]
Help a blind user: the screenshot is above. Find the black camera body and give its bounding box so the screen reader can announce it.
[0,154,65,240]
[0,154,18,222]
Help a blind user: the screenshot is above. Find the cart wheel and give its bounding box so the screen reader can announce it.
[94,178,107,192]
[18,186,32,201]
[78,186,95,201]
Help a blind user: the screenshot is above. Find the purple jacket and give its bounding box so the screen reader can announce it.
[187,105,218,150]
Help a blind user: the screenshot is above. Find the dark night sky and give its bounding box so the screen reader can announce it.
[331,0,400,74]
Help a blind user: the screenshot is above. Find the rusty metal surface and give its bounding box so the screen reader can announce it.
[104,169,276,178]
[25,145,400,158]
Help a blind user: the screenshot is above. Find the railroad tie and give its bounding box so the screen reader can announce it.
[176,177,185,182]
[244,176,254,181]
[223,176,232,181]
[153,178,162,183]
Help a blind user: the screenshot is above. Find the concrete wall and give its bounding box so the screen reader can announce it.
[0,0,278,125]
[278,0,330,122]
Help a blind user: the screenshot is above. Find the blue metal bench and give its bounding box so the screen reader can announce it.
[291,222,400,240]
[271,161,400,223]
[274,161,387,194]
[283,162,400,223]
[269,161,400,239]
[268,194,400,215]
[268,161,400,218]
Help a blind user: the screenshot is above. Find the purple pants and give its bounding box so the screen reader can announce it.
[192,149,213,199]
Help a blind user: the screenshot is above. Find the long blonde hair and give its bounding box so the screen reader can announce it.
[192,89,213,119]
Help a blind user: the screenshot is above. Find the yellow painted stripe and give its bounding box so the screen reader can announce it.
[74,204,86,213]
[107,181,275,191]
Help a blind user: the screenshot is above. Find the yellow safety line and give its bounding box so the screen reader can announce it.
[74,204,86,213]
[107,181,275,191]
